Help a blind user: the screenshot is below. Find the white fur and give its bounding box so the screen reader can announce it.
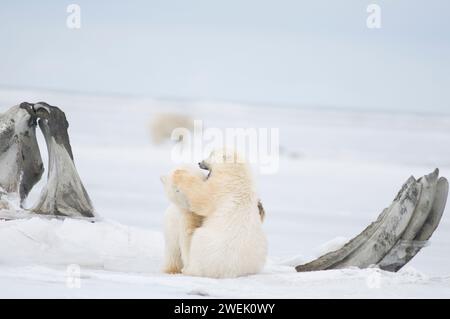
[161,166,204,273]
[184,200,267,278]
[162,150,268,278]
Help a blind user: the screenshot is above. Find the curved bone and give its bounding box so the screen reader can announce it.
[0,103,44,204]
[296,170,448,273]
[296,176,421,272]
[377,170,441,271]
[296,178,415,271]
[415,177,448,241]
[403,170,439,239]
[295,208,390,272]
[30,102,96,218]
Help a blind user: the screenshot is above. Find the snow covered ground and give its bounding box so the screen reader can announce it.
[1,87,450,298]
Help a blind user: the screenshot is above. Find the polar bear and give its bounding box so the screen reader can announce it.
[170,149,268,278]
[161,166,205,274]
[150,113,194,145]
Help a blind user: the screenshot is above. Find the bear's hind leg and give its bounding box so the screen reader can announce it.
[163,206,184,274]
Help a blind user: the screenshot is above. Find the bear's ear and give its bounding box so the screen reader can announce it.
[160,175,168,184]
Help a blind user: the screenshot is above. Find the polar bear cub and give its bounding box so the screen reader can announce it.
[170,149,268,278]
[161,165,205,274]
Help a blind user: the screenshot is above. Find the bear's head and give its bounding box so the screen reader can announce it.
[198,148,248,177]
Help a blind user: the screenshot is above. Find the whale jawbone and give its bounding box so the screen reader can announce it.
[31,103,96,218]
[296,170,448,273]
[0,104,44,205]
[1,103,96,220]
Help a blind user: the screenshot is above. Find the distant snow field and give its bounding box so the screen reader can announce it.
[1,88,449,298]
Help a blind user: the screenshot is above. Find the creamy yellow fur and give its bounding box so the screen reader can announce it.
[169,150,267,278]
[172,152,253,217]
[161,166,205,274]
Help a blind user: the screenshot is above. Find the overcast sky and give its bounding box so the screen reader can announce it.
[1,0,449,113]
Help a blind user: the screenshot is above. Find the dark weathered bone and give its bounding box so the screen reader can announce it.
[415,177,448,241]
[377,170,440,271]
[336,179,421,268]
[0,103,44,204]
[296,177,421,271]
[296,170,448,273]
[30,103,96,218]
